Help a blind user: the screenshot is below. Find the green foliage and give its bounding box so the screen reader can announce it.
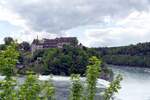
[0,44,6,50]
[69,74,83,100]
[19,42,110,77]
[103,74,123,100]
[42,48,59,71]
[0,78,17,100]
[69,56,121,100]
[41,80,55,100]
[18,74,41,100]
[96,42,150,67]
[103,55,150,67]
[97,42,150,56]
[0,42,18,100]
[42,46,89,75]
[32,49,45,61]
[70,37,78,47]
[0,42,19,77]
[18,73,55,100]
[86,56,101,100]
[0,73,55,100]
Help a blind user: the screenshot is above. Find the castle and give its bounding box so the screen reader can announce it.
[31,37,78,53]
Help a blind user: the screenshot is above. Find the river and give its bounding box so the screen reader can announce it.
[0,65,149,100]
[0,75,109,100]
[39,75,109,100]
[109,65,150,100]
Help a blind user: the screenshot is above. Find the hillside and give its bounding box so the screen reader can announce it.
[96,42,150,67]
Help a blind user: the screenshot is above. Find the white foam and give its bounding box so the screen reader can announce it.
[38,75,110,87]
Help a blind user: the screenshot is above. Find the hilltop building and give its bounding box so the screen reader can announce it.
[31,37,78,53]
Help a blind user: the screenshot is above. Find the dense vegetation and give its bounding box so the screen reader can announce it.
[96,42,150,67]
[0,42,122,100]
[1,37,150,68]
[0,37,111,80]
[31,45,101,75]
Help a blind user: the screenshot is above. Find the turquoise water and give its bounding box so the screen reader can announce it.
[109,65,150,100]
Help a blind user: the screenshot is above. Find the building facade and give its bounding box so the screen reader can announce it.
[31,37,77,53]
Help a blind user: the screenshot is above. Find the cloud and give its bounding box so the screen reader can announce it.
[82,11,150,47]
[0,1,30,31]
[2,0,150,33]
[0,0,150,46]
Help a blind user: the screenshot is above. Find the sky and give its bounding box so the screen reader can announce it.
[0,0,150,47]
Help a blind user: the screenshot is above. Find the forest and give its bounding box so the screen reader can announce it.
[96,42,150,67]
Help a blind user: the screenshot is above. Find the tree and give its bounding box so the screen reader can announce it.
[18,72,55,100]
[42,48,59,74]
[42,46,89,76]
[96,42,150,68]
[0,42,19,77]
[41,80,55,100]
[69,74,83,100]
[18,73,41,100]
[19,41,31,51]
[0,42,19,100]
[0,44,6,50]
[103,74,123,100]
[4,37,14,45]
[0,78,18,100]
[69,56,122,100]
[71,37,78,47]
[86,56,101,100]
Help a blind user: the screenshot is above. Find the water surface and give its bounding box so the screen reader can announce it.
[1,65,149,100]
[109,65,150,100]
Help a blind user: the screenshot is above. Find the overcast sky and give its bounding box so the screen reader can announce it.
[0,0,150,47]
